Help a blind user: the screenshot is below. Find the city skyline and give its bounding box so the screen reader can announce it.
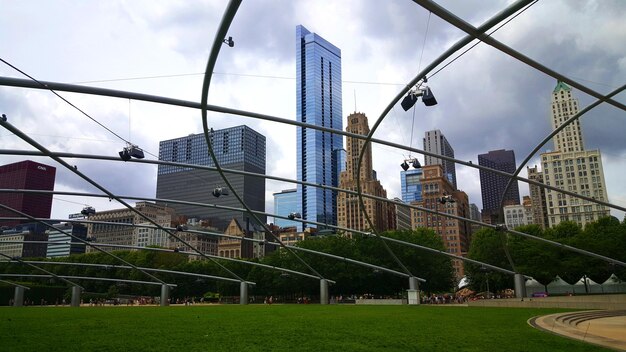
[1,1,624,223]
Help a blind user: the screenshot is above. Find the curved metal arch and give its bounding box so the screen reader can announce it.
[0,120,245,284]
[0,274,176,287]
[13,260,254,286]
[353,0,536,277]
[0,80,623,215]
[0,251,83,289]
[0,279,30,289]
[199,0,325,282]
[2,217,418,282]
[498,84,626,219]
[0,201,169,286]
[3,182,625,271]
[1,240,326,283]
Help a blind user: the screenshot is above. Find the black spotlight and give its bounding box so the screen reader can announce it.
[81,206,96,216]
[401,161,410,171]
[128,145,145,159]
[412,159,421,169]
[401,92,418,111]
[176,224,188,232]
[212,187,229,197]
[421,87,437,106]
[223,36,234,47]
[1,114,6,122]
[287,212,301,220]
[119,149,131,161]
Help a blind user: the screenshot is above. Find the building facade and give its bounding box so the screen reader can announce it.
[337,112,393,235]
[86,202,175,252]
[541,150,609,227]
[156,126,266,230]
[539,82,609,227]
[0,222,49,260]
[527,165,549,229]
[394,197,412,231]
[296,24,343,230]
[410,165,470,279]
[503,203,534,229]
[273,189,300,228]
[46,223,88,258]
[400,168,423,203]
[423,129,457,189]
[0,160,56,227]
[478,149,520,224]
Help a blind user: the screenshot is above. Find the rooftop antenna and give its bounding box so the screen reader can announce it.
[354,89,357,113]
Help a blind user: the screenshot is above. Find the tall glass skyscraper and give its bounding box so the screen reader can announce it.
[296,25,342,230]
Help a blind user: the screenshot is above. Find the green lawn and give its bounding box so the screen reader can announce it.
[0,305,611,352]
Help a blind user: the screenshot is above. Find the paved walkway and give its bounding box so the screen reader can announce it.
[529,310,626,351]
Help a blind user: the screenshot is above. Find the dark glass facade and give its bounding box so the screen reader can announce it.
[0,160,56,227]
[296,25,343,230]
[478,149,520,213]
[156,126,266,230]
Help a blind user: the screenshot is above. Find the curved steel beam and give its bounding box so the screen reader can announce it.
[498,84,626,219]
[14,260,254,285]
[0,119,245,283]
[199,0,325,281]
[0,201,169,286]
[0,252,82,289]
[4,185,625,269]
[2,240,324,282]
[353,0,535,277]
[0,274,176,287]
[0,79,623,214]
[412,0,626,112]
[0,279,30,289]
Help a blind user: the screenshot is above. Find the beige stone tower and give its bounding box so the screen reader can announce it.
[337,112,394,235]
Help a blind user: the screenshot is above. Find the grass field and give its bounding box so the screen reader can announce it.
[0,305,611,351]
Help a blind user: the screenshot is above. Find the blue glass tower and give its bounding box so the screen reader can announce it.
[296,25,342,230]
[401,168,423,203]
[273,189,300,228]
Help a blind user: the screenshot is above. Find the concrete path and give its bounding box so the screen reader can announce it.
[529,310,626,351]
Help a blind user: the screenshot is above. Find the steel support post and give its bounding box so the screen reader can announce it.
[160,284,170,306]
[71,286,82,307]
[407,276,420,305]
[240,281,248,305]
[514,273,526,299]
[320,279,329,305]
[13,286,25,307]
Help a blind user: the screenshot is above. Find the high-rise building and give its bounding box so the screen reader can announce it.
[296,25,343,230]
[400,168,423,203]
[410,164,470,279]
[273,189,300,229]
[423,129,457,188]
[46,223,88,258]
[337,112,393,234]
[539,81,609,227]
[478,149,520,223]
[527,165,549,229]
[0,160,56,227]
[156,126,266,230]
[550,81,584,153]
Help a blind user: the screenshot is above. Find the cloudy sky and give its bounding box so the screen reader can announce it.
[1,0,625,222]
